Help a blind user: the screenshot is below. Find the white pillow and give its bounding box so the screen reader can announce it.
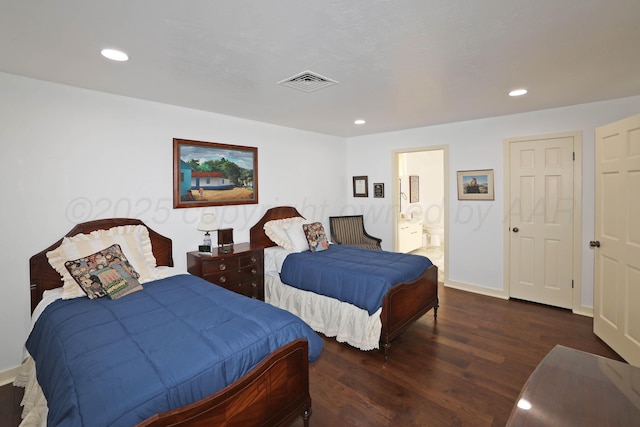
[263,217,305,251]
[263,246,290,273]
[285,223,310,252]
[46,225,158,299]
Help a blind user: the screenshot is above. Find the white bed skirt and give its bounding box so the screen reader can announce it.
[13,355,47,427]
[265,272,382,351]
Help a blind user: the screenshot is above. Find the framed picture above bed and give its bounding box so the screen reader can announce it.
[457,169,494,200]
[173,138,258,208]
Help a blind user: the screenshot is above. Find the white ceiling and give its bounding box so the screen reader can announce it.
[2,0,639,137]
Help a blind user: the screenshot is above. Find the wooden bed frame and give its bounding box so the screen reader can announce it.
[29,217,312,427]
[249,206,439,361]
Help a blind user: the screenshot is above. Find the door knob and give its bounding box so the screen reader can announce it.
[512,227,519,233]
[589,241,601,248]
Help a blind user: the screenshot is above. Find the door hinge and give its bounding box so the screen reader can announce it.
[572,280,574,289]
[573,152,575,161]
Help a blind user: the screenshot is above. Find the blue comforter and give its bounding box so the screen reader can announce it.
[280,245,433,315]
[26,274,323,427]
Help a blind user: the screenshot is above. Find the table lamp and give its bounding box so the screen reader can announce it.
[197,212,219,252]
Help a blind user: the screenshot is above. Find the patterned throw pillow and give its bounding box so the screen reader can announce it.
[64,244,143,299]
[302,222,329,252]
[92,262,144,300]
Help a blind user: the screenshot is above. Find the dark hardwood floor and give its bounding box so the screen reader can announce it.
[0,381,23,427]
[290,283,622,427]
[2,283,621,427]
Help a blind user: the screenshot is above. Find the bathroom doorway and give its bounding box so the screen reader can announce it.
[394,146,448,282]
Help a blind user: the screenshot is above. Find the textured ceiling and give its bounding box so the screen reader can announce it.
[1,0,639,137]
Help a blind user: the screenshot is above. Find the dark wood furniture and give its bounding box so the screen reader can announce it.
[28,218,311,427]
[506,345,639,426]
[187,243,264,300]
[250,206,439,361]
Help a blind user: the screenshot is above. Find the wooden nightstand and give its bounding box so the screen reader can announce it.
[187,242,264,300]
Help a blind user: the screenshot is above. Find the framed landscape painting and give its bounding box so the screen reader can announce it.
[173,138,258,208]
[457,169,494,200]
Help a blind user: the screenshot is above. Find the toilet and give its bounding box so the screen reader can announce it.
[423,225,444,247]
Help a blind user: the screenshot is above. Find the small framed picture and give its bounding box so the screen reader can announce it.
[457,169,494,200]
[353,176,368,197]
[409,175,419,203]
[373,183,384,198]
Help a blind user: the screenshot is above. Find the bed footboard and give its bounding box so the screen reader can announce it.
[137,339,311,427]
[379,265,439,361]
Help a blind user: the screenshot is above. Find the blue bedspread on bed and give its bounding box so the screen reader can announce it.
[26,274,323,427]
[280,245,433,315]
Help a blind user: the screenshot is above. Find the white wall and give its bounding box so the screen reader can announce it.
[345,96,640,307]
[0,72,346,374]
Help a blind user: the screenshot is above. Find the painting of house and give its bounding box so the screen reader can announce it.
[175,138,257,206]
[178,160,193,199]
[190,171,234,191]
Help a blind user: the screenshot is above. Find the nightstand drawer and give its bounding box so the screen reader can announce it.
[201,251,261,275]
[223,277,264,300]
[187,243,265,300]
[237,251,261,268]
[203,265,260,285]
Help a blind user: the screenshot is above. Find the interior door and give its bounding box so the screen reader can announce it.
[594,113,640,367]
[508,134,575,308]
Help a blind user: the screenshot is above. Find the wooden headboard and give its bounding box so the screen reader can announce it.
[29,218,174,313]
[249,206,304,248]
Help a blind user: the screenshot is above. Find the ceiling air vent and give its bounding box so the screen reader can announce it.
[277,70,338,93]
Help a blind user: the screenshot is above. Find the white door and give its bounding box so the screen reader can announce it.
[594,114,640,367]
[507,134,575,308]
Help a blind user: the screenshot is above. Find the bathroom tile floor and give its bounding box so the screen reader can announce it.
[411,244,444,282]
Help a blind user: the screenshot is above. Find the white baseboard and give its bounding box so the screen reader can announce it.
[444,279,510,299]
[444,280,595,318]
[572,306,594,317]
[0,365,19,386]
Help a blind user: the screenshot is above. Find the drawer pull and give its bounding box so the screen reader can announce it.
[250,256,257,263]
[219,276,226,283]
[219,263,226,271]
[251,268,257,275]
[252,282,257,288]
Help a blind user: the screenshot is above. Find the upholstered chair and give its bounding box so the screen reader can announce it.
[329,215,382,250]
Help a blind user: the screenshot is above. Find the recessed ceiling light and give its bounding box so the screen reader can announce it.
[509,88,528,97]
[354,119,366,125]
[101,49,129,62]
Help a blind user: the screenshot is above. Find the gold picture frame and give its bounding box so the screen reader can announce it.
[457,169,494,200]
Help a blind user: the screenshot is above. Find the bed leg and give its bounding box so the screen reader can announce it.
[303,406,312,427]
[383,342,391,362]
